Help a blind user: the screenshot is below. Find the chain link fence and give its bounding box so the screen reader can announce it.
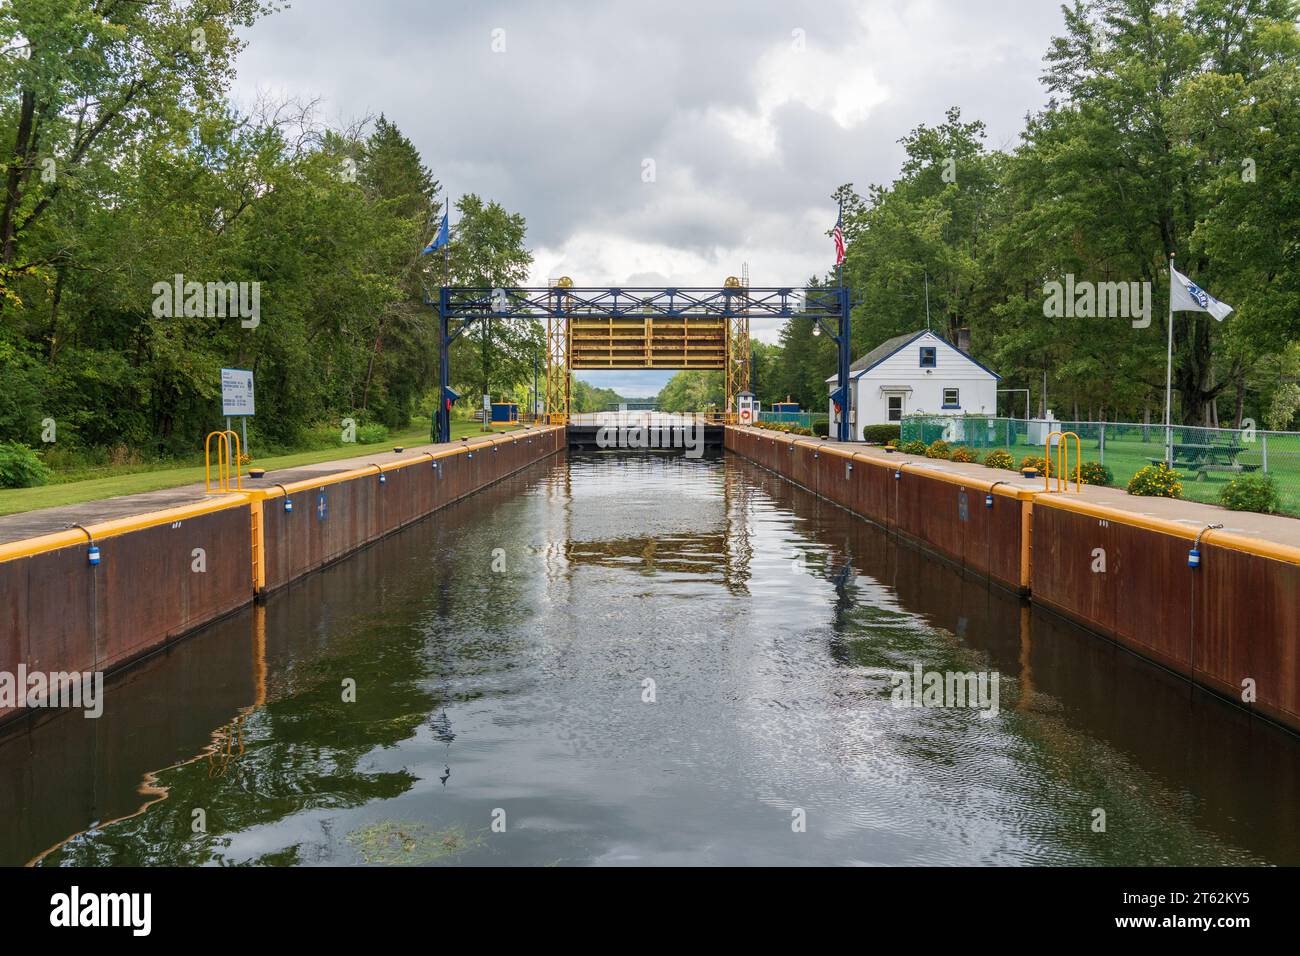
[758,410,830,432]
[901,415,1300,516]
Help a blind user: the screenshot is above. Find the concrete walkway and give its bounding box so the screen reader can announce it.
[0,429,533,546]
[793,434,1300,550]
[8,425,1296,553]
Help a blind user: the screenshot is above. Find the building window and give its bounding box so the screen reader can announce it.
[942,388,960,408]
[888,396,903,421]
[919,346,937,368]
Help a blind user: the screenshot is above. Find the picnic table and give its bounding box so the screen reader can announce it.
[1149,440,1259,480]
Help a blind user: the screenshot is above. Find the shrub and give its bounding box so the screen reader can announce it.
[983,449,1016,470]
[1019,454,1048,474]
[862,423,901,444]
[754,421,799,434]
[949,446,979,464]
[1218,473,1280,513]
[355,423,389,444]
[1127,463,1182,499]
[1078,461,1113,486]
[902,439,927,455]
[925,439,951,460]
[885,438,900,449]
[0,442,52,488]
[812,420,830,437]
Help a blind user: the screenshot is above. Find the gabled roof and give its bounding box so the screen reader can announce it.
[851,331,921,374]
[826,330,1002,383]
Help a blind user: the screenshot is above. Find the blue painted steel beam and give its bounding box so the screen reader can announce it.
[441,286,844,321]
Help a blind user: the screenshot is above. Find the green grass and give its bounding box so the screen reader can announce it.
[903,421,1300,517]
[1077,438,1300,515]
[0,420,517,517]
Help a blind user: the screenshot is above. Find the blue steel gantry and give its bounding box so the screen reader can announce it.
[433,282,852,443]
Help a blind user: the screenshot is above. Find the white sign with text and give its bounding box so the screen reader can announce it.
[221,368,255,417]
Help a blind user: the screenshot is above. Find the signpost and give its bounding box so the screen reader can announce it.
[221,368,255,457]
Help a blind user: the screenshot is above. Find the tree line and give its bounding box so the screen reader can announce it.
[5,0,1298,461]
[0,0,539,462]
[737,0,1300,430]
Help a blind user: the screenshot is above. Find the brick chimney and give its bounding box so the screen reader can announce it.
[957,327,971,353]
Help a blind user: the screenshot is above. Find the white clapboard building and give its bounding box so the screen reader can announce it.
[827,330,1000,439]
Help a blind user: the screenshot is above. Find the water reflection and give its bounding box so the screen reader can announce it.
[0,452,1295,866]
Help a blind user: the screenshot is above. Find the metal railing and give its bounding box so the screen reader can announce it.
[204,429,243,493]
[900,415,1300,515]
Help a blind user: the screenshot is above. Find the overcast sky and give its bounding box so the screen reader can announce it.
[233,0,1066,394]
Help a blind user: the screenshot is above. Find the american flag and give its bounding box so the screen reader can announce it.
[833,221,846,265]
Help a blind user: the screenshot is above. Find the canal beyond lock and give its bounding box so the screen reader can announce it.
[3,451,1298,866]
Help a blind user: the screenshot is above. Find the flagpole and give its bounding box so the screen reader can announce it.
[837,197,844,291]
[443,187,450,289]
[834,196,850,442]
[1164,252,1175,466]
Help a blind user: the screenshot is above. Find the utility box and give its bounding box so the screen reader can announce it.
[1027,413,1059,447]
[490,402,519,425]
[770,401,800,424]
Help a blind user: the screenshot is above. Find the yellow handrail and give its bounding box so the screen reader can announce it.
[204,429,243,493]
[1044,430,1081,493]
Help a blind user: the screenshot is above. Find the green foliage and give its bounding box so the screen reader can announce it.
[925,439,951,459]
[1127,463,1183,499]
[862,424,901,444]
[983,449,1016,470]
[1218,473,1280,513]
[354,423,389,444]
[0,8,546,460]
[949,446,979,463]
[1079,461,1113,486]
[752,421,813,436]
[760,4,1300,434]
[1266,383,1300,431]
[0,442,52,488]
[447,194,541,403]
[901,439,927,455]
[812,420,830,437]
[5,2,1299,462]
[768,314,838,411]
[749,341,783,407]
[657,371,723,413]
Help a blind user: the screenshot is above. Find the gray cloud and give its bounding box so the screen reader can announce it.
[233,0,1064,316]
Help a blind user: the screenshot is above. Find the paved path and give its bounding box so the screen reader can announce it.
[0,430,531,546]
[795,434,1300,550]
[8,425,1296,553]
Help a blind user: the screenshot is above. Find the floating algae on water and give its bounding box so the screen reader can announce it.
[346,820,480,865]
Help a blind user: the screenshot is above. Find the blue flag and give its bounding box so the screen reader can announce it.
[422,212,449,255]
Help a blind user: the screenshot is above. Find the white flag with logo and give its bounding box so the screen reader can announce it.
[1170,267,1233,321]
